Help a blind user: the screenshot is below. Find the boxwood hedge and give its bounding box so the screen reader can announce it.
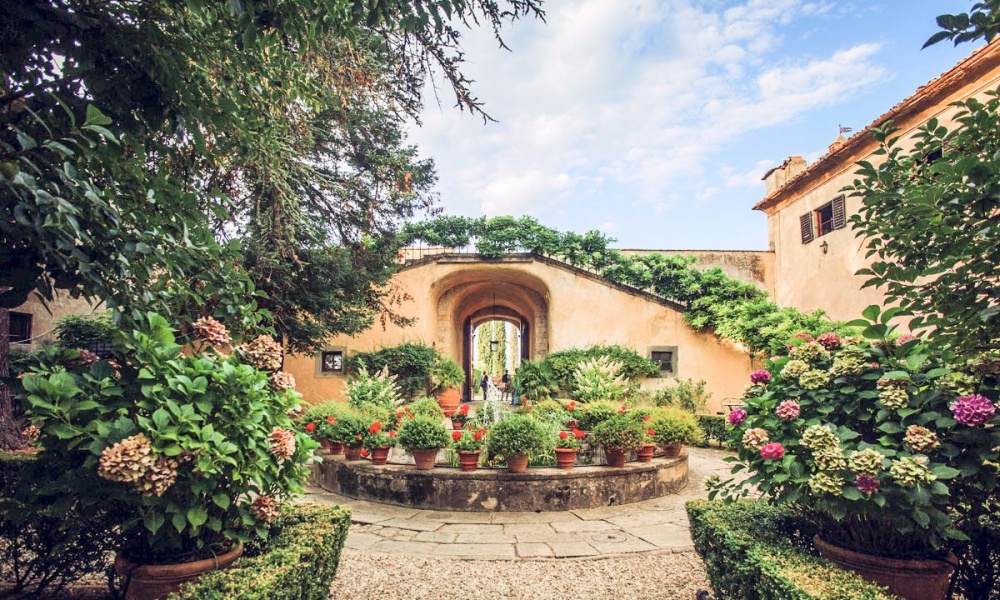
[685,500,900,600]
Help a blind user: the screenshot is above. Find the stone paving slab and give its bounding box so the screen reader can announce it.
[301,447,735,561]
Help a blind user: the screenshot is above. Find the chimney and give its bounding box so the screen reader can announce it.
[762,156,807,195]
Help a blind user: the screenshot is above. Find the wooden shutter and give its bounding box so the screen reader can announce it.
[800,213,814,244]
[831,195,846,230]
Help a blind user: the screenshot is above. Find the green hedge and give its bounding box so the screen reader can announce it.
[686,500,900,600]
[170,503,352,600]
[694,415,728,448]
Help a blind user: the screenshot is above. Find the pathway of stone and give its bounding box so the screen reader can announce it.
[315,447,734,599]
[305,447,732,560]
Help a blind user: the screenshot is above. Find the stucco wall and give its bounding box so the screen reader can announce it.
[760,42,1000,323]
[285,256,753,412]
[9,293,100,352]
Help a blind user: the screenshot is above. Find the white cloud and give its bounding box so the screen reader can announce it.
[408,0,895,244]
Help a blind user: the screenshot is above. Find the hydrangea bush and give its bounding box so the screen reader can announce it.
[21,313,316,563]
[713,306,1000,559]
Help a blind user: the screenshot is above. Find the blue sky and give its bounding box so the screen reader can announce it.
[407,0,981,250]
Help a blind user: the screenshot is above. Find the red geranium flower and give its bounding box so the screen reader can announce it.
[647,429,655,436]
[355,434,362,441]
[452,431,463,441]
[305,422,316,433]
[459,405,470,415]
[559,431,569,439]
[643,415,650,421]
[360,449,369,457]
[572,428,586,439]
[396,411,403,419]
[473,431,483,441]
[388,431,396,438]
[327,416,336,424]
[369,422,382,434]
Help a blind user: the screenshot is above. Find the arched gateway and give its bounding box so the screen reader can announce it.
[285,252,752,411]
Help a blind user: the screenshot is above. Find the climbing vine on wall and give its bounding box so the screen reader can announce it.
[403,217,848,356]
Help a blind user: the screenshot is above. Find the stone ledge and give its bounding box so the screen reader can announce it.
[311,454,689,512]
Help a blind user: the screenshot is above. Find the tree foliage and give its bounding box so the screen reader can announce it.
[848,102,1000,354]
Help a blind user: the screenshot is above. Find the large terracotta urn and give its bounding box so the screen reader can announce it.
[436,387,462,416]
[115,542,243,600]
[814,536,956,600]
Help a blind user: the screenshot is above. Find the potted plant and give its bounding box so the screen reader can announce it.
[485,414,548,473]
[575,400,618,431]
[452,427,486,471]
[713,310,1000,600]
[451,403,471,429]
[396,416,450,469]
[553,430,581,469]
[592,413,646,467]
[361,421,396,465]
[428,356,465,415]
[22,314,316,599]
[647,408,703,458]
[327,411,369,460]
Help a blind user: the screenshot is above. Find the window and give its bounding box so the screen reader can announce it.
[9,312,32,343]
[800,195,846,243]
[649,347,677,377]
[318,349,345,375]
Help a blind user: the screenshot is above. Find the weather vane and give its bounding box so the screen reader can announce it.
[839,124,853,136]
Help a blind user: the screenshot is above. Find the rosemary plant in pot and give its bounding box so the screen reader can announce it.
[711,309,1000,600]
[22,314,316,599]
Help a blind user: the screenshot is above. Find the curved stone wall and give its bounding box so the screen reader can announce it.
[311,454,689,512]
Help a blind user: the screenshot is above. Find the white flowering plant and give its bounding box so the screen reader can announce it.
[711,306,1000,560]
[20,313,316,564]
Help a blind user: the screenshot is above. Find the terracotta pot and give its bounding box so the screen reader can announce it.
[661,443,683,458]
[318,438,333,453]
[814,535,956,600]
[506,453,530,473]
[370,446,391,465]
[344,443,364,460]
[329,442,345,455]
[554,447,578,469]
[458,450,480,472]
[451,419,466,430]
[567,419,579,429]
[115,542,243,600]
[636,443,655,463]
[410,448,439,470]
[436,387,461,417]
[603,447,628,468]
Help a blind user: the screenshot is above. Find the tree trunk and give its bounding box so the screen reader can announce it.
[0,308,25,450]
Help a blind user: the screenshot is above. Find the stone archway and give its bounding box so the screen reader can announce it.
[432,266,550,399]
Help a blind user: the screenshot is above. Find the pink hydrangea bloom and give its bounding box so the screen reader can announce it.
[950,394,996,427]
[759,442,785,460]
[776,400,800,420]
[728,408,748,426]
[855,475,880,495]
[816,332,842,351]
[750,370,771,384]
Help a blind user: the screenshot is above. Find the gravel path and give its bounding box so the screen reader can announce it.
[331,551,712,600]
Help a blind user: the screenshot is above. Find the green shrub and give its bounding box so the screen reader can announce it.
[511,359,558,401]
[1,453,127,597]
[54,311,116,352]
[326,411,369,446]
[686,500,898,600]
[647,408,703,445]
[345,365,402,411]
[592,413,646,450]
[652,378,712,412]
[545,345,659,395]
[396,416,450,451]
[346,343,441,398]
[428,356,464,394]
[696,415,728,448]
[171,503,351,600]
[575,400,618,431]
[405,396,445,421]
[531,399,569,425]
[486,414,548,458]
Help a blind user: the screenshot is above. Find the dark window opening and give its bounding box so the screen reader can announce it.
[320,350,344,373]
[816,202,835,237]
[650,349,676,376]
[801,195,846,243]
[10,312,32,343]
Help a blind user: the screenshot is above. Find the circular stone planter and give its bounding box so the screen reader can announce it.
[311,454,688,512]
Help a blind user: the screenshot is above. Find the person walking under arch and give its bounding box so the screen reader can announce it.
[480,373,490,401]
